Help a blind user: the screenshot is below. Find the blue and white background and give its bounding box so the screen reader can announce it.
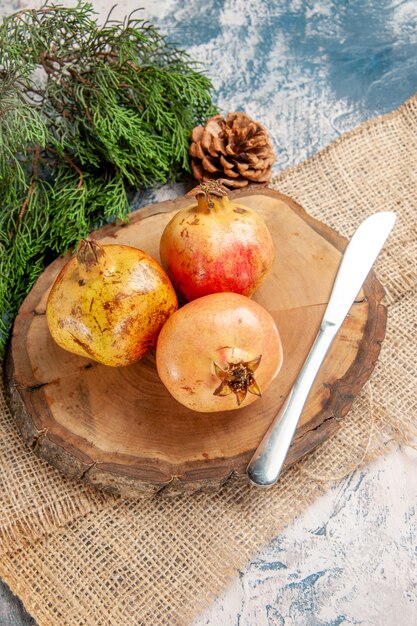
[1,1,416,624]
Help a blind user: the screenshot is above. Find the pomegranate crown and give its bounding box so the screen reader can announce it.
[187,180,228,200]
[76,238,105,271]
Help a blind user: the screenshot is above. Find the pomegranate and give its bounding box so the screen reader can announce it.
[46,238,177,366]
[159,181,275,301]
[156,292,283,412]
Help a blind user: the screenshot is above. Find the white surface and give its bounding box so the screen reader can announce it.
[0,1,416,624]
[194,447,417,625]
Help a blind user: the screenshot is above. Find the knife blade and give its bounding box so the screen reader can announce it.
[247,211,396,487]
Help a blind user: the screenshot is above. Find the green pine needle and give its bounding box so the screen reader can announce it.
[0,1,218,354]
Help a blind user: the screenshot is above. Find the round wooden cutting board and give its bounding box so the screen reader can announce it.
[4,188,387,497]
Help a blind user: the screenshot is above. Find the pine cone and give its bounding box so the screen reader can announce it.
[189,112,275,188]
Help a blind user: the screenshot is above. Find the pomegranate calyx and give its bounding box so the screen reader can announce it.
[213,355,262,406]
[198,180,228,197]
[194,180,229,211]
[76,238,105,272]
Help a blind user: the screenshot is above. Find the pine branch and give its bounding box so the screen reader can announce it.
[0,1,218,354]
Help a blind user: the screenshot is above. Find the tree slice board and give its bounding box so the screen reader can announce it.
[4,188,387,497]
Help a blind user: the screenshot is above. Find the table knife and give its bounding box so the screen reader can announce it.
[247,211,396,487]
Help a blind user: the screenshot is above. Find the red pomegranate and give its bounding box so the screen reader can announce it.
[159,181,275,301]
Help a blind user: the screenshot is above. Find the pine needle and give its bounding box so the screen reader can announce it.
[0,1,218,354]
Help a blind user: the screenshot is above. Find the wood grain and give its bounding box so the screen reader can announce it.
[4,188,387,497]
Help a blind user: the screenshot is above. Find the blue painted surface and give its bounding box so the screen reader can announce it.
[160,1,417,144]
[0,1,417,625]
[256,560,288,572]
[287,570,327,589]
[133,0,417,210]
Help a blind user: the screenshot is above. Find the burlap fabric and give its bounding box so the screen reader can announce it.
[1,94,416,625]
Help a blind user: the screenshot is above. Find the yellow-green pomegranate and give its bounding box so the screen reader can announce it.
[46,238,177,366]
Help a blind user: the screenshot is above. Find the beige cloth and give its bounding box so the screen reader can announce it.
[1,94,416,626]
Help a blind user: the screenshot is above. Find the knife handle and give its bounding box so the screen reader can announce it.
[247,321,336,487]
